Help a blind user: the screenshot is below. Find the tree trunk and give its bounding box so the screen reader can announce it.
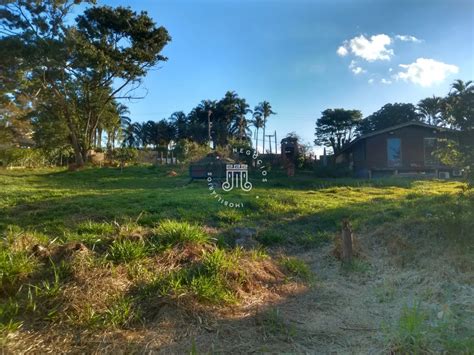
[255,128,259,153]
[341,219,353,263]
[262,119,266,154]
[67,124,85,166]
[97,128,103,148]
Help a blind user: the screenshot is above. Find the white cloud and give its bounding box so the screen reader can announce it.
[395,34,422,43]
[338,34,393,61]
[368,78,374,84]
[349,60,365,75]
[381,78,392,84]
[388,67,393,72]
[337,46,348,56]
[395,58,459,87]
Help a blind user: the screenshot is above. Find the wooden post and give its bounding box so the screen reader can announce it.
[341,219,353,263]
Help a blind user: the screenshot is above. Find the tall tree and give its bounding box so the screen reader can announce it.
[314,108,362,154]
[438,79,474,181]
[231,99,252,141]
[251,112,264,153]
[418,96,442,125]
[214,91,240,146]
[0,1,171,165]
[254,101,276,153]
[358,103,422,135]
[169,111,188,141]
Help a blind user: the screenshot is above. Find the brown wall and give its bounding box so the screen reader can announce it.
[360,126,449,170]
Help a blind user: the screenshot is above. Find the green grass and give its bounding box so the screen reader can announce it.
[388,302,474,354]
[0,248,36,293]
[280,257,314,282]
[0,167,471,248]
[107,239,148,263]
[152,220,210,247]
[0,166,472,350]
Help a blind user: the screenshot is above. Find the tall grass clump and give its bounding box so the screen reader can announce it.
[107,239,147,263]
[389,303,428,353]
[280,257,313,282]
[0,248,36,294]
[152,220,209,247]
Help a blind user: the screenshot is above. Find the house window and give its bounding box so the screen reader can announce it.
[387,138,402,167]
[424,138,438,166]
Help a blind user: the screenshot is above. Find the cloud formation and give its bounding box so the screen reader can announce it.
[349,60,365,75]
[337,46,348,56]
[337,34,393,61]
[395,35,421,43]
[380,78,392,84]
[395,58,459,87]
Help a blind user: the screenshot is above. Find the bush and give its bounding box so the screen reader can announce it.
[0,147,74,168]
[173,140,210,163]
[111,148,138,167]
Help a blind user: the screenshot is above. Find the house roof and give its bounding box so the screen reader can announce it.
[337,121,455,155]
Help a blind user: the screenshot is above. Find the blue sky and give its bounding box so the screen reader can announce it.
[95,0,473,154]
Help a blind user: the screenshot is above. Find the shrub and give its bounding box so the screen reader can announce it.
[173,140,210,163]
[111,148,138,167]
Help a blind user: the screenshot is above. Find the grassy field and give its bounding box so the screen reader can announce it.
[1,166,473,352]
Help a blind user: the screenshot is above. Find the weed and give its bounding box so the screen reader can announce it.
[107,239,147,263]
[0,248,36,294]
[216,209,243,225]
[340,258,371,273]
[190,274,235,303]
[281,257,313,282]
[152,220,209,247]
[294,231,332,248]
[258,307,296,340]
[374,280,396,303]
[76,221,115,236]
[258,231,284,246]
[202,248,235,275]
[0,298,22,335]
[389,303,428,353]
[102,296,139,328]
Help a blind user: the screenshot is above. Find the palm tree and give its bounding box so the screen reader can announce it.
[450,79,474,95]
[122,122,139,148]
[251,112,264,152]
[197,100,217,145]
[418,96,442,125]
[169,111,188,140]
[254,101,276,154]
[232,99,252,140]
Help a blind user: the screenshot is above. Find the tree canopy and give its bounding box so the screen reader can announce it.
[314,108,362,154]
[0,0,171,165]
[358,103,422,135]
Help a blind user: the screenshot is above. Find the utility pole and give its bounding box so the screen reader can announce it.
[266,134,273,154]
[207,109,213,149]
[274,130,277,155]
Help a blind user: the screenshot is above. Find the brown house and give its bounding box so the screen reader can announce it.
[335,121,461,178]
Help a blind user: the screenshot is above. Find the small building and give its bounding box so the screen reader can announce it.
[189,153,234,180]
[335,121,461,178]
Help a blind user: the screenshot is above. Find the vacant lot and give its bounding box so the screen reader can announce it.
[1,167,473,353]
